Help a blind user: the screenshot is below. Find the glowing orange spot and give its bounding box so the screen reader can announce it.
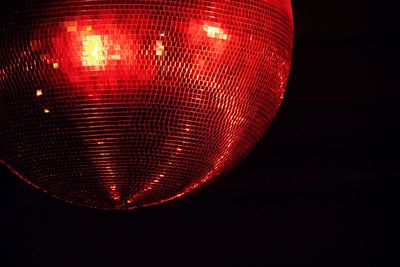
[67,26,77,32]
[203,25,228,40]
[155,40,164,56]
[82,35,106,67]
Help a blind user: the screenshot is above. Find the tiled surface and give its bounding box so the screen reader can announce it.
[0,0,293,209]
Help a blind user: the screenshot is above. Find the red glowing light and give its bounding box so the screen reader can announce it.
[0,0,294,209]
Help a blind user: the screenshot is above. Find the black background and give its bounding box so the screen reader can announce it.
[1,0,399,266]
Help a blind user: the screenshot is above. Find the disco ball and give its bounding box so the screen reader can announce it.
[0,0,294,209]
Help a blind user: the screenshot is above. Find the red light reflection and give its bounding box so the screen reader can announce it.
[0,0,294,209]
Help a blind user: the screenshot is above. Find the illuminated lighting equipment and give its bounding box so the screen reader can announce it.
[0,0,294,209]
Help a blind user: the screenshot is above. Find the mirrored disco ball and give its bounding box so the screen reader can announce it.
[0,0,293,209]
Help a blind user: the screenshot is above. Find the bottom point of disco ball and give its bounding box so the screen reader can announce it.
[0,0,293,210]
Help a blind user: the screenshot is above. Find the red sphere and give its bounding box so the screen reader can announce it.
[0,0,293,209]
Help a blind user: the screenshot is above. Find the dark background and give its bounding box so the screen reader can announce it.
[1,0,399,266]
